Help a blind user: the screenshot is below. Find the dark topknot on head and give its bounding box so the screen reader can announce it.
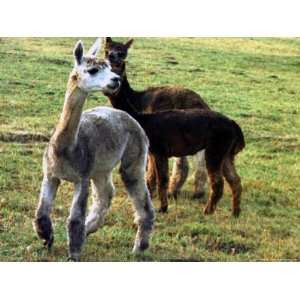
[104,37,134,71]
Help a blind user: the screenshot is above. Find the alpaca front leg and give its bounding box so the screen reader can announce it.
[168,156,189,199]
[34,176,60,249]
[67,179,89,261]
[193,150,207,199]
[154,155,169,213]
[146,154,157,197]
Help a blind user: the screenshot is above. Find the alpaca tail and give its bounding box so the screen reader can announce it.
[232,120,245,155]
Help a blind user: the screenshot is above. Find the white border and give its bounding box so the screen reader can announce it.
[0,1,299,299]
[0,263,299,300]
[0,0,299,36]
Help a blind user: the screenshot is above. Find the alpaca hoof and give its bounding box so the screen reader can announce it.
[132,240,149,254]
[203,205,215,215]
[85,231,94,239]
[192,191,205,199]
[158,206,168,213]
[168,191,178,199]
[85,225,97,238]
[34,216,54,249]
[43,235,54,250]
[232,208,241,218]
[67,256,79,262]
[67,254,80,262]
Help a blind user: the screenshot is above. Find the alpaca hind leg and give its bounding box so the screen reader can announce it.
[146,154,157,197]
[203,150,225,215]
[168,156,189,199]
[223,158,242,217]
[120,158,155,253]
[85,173,114,235]
[34,176,60,249]
[203,171,224,215]
[193,150,207,199]
[67,179,89,261]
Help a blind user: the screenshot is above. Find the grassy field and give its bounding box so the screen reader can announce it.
[0,38,299,261]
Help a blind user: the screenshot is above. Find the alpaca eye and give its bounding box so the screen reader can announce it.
[88,68,99,75]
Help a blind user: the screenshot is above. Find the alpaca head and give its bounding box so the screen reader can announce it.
[104,37,134,72]
[72,38,121,93]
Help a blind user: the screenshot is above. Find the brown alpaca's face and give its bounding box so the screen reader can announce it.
[104,37,134,70]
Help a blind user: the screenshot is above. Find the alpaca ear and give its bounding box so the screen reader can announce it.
[74,40,84,65]
[125,38,134,49]
[87,38,102,57]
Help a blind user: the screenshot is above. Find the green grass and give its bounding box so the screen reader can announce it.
[0,37,299,261]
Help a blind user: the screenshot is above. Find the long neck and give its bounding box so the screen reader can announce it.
[107,62,146,109]
[107,74,143,122]
[51,73,88,153]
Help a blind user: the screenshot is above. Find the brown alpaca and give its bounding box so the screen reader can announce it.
[105,37,210,199]
[104,63,245,216]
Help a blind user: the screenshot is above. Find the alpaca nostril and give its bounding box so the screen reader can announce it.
[109,53,117,62]
[112,77,120,84]
[108,76,121,91]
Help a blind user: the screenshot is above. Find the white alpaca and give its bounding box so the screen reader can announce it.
[34,39,154,261]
